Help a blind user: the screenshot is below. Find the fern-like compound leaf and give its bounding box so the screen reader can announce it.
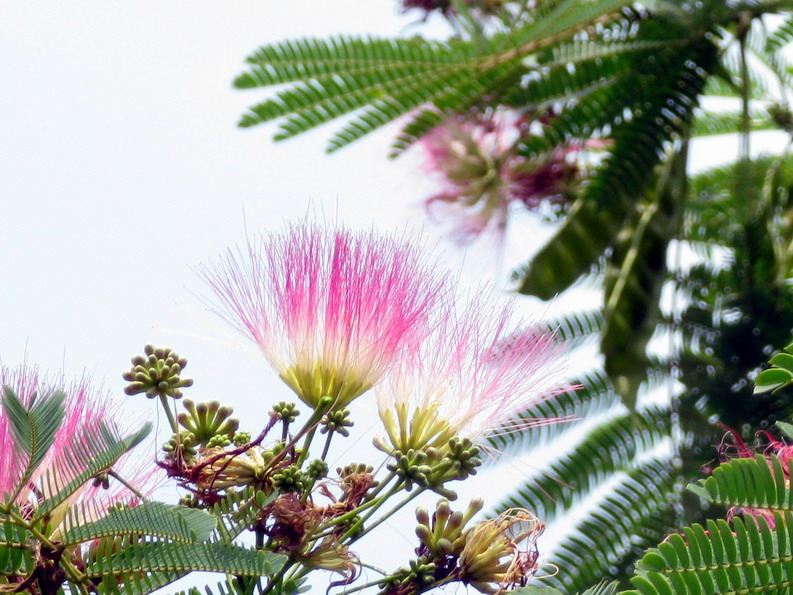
[85,542,287,580]
[1,387,65,499]
[61,502,216,546]
[688,454,793,513]
[495,406,671,524]
[486,369,619,456]
[33,422,152,520]
[625,512,793,595]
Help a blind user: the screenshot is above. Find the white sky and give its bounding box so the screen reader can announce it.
[1,3,789,593]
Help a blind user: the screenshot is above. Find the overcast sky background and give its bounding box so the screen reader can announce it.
[1,3,791,592]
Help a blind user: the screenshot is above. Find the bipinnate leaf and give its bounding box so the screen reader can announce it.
[511,587,565,595]
[211,486,277,543]
[85,542,286,579]
[580,582,620,595]
[0,522,34,575]
[624,513,793,595]
[62,502,217,546]
[34,422,152,520]
[1,386,65,495]
[688,454,793,512]
[511,581,618,595]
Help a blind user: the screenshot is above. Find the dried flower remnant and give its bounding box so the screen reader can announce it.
[382,499,543,594]
[418,111,592,245]
[375,290,569,454]
[200,220,448,410]
[459,508,544,592]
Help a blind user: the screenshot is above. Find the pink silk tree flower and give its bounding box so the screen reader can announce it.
[374,291,570,454]
[418,110,591,246]
[0,365,156,531]
[199,220,449,410]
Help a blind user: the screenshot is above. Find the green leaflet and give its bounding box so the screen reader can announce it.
[542,458,678,593]
[84,542,287,579]
[34,422,152,520]
[486,368,619,456]
[0,522,34,576]
[755,344,793,394]
[511,587,566,595]
[61,502,217,546]
[690,109,774,138]
[494,406,670,524]
[211,487,277,543]
[688,454,793,512]
[625,513,793,595]
[511,582,618,595]
[1,387,66,500]
[234,0,640,154]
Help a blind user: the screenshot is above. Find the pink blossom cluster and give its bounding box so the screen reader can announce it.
[202,219,569,450]
[376,290,569,452]
[200,221,449,409]
[419,111,597,245]
[0,365,154,521]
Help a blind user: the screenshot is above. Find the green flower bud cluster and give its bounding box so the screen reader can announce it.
[179,494,200,508]
[91,471,111,490]
[272,465,306,493]
[306,459,329,480]
[320,408,353,437]
[445,438,481,481]
[414,498,484,559]
[337,462,373,479]
[162,430,198,460]
[206,435,231,448]
[178,399,239,446]
[387,449,433,491]
[421,439,482,494]
[379,557,436,594]
[233,431,251,446]
[271,401,300,423]
[123,345,193,399]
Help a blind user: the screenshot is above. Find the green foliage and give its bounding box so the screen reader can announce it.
[487,369,618,455]
[755,343,793,394]
[689,454,793,512]
[211,487,276,543]
[1,387,65,499]
[544,458,678,594]
[85,543,286,581]
[0,523,34,578]
[61,502,217,546]
[35,422,152,519]
[625,513,793,595]
[690,109,774,138]
[234,0,652,154]
[235,34,526,154]
[496,406,671,524]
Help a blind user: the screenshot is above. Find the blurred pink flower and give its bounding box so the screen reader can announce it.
[398,0,506,17]
[0,365,156,528]
[375,290,570,453]
[200,220,449,410]
[418,111,589,245]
